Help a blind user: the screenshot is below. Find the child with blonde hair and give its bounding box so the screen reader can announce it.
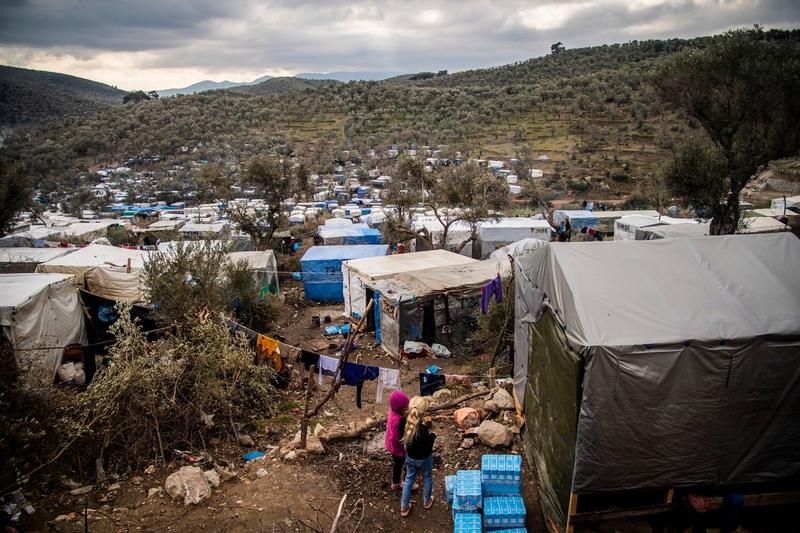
[399,396,436,516]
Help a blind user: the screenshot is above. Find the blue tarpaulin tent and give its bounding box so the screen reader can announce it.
[300,245,388,302]
[317,223,383,245]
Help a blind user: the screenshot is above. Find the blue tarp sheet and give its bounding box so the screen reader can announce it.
[300,245,388,302]
[318,223,383,245]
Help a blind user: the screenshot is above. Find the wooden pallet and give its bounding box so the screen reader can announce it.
[565,488,674,533]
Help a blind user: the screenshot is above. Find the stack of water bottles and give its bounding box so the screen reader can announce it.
[447,453,527,532]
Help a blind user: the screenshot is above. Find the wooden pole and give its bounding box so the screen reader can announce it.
[299,365,316,448]
[488,367,496,389]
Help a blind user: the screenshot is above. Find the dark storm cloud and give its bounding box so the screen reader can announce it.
[0,0,798,87]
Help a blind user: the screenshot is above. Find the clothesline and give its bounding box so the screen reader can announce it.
[10,325,176,353]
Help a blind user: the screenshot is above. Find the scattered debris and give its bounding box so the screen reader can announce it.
[454,407,481,429]
[256,468,268,478]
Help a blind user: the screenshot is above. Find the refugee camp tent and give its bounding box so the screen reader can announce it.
[226,250,279,294]
[488,238,549,275]
[61,220,127,241]
[412,218,474,257]
[0,226,67,247]
[37,244,151,302]
[368,260,499,356]
[0,247,76,273]
[478,218,554,257]
[301,245,388,302]
[514,234,800,528]
[0,273,87,379]
[613,215,666,240]
[179,222,230,240]
[636,222,710,240]
[552,210,598,232]
[317,223,382,245]
[342,250,475,319]
[591,210,659,233]
[770,195,800,210]
[739,216,791,233]
[324,217,353,226]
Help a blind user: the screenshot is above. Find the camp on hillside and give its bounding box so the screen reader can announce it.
[513,234,800,529]
[0,273,87,379]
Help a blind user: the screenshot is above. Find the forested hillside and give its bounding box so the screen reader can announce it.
[0,65,125,129]
[3,30,798,197]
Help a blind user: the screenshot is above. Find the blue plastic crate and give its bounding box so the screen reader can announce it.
[454,512,482,533]
[454,470,482,512]
[488,529,527,533]
[445,475,457,504]
[483,496,526,530]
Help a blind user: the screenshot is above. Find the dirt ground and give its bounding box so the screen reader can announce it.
[21,291,544,533]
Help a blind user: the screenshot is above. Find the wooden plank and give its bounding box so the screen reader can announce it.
[570,503,673,524]
[704,491,800,511]
[565,492,578,533]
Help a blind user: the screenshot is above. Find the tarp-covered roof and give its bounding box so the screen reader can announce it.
[518,234,800,351]
[301,245,388,262]
[0,273,76,310]
[343,249,474,280]
[317,223,382,245]
[0,247,77,264]
[37,244,150,270]
[373,260,498,304]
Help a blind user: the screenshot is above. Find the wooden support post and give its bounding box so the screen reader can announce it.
[489,367,496,389]
[299,365,316,448]
[566,492,578,533]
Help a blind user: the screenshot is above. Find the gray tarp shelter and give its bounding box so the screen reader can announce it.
[514,234,800,527]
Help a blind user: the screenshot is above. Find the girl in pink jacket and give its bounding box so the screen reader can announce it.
[385,390,409,489]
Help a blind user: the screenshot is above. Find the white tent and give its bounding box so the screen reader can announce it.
[613,215,665,241]
[488,238,550,275]
[227,250,279,292]
[324,217,353,226]
[0,273,86,379]
[739,216,791,234]
[0,247,77,272]
[412,218,474,257]
[179,222,229,239]
[37,244,151,302]
[478,218,553,257]
[342,250,474,318]
[770,195,800,210]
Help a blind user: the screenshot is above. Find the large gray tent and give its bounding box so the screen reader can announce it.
[514,234,800,527]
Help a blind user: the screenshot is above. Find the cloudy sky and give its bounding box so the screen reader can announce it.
[1,0,798,91]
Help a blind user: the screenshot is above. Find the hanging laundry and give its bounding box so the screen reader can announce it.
[419,373,446,396]
[227,319,257,341]
[317,354,339,385]
[256,334,282,371]
[480,275,503,314]
[341,362,379,408]
[375,367,401,404]
[299,350,320,371]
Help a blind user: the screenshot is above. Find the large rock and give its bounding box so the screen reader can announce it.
[492,388,515,410]
[476,420,513,448]
[363,431,386,456]
[164,466,211,506]
[454,407,480,429]
[291,430,326,455]
[432,388,453,402]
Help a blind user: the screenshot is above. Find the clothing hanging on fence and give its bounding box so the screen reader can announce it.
[317,354,339,385]
[480,275,503,314]
[300,350,320,371]
[341,362,379,408]
[375,367,401,404]
[256,334,282,371]
[419,373,446,396]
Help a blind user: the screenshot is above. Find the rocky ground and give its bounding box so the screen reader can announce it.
[20,292,541,532]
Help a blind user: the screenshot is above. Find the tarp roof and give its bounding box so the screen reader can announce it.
[38,244,150,270]
[0,247,76,264]
[591,210,660,219]
[638,222,710,239]
[740,216,791,233]
[373,260,498,303]
[517,234,800,351]
[614,215,664,229]
[227,250,277,271]
[301,245,388,262]
[0,273,76,310]
[343,249,474,280]
[179,222,228,233]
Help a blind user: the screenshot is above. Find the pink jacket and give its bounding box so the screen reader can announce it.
[385,390,409,456]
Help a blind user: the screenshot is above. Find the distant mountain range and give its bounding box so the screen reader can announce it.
[157,70,402,96]
[156,74,274,97]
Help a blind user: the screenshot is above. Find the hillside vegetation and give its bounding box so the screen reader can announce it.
[0,65,125,129]
[3,30,798,200]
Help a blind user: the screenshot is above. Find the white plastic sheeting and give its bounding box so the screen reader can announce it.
[342,250,474,317]
[515,234,800,493]
[488,238,549,275]
[0,247,76,265]
[478,218,553,258]
[0,273,86,379]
